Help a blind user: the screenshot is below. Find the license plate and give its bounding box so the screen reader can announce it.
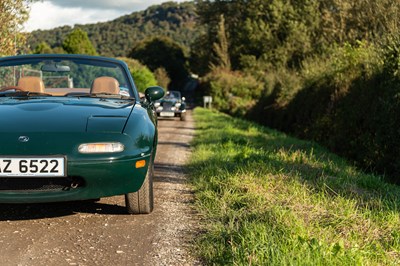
[160,112,175,117]
[0,157,66,177]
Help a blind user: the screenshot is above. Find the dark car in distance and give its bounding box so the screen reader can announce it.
[155,90,186,121]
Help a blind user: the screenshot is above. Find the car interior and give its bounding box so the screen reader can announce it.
[12,76,122,97]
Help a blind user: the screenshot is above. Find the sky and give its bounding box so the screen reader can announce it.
[24,0,187,32]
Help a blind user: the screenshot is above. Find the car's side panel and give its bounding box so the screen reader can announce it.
[123,104,157,157]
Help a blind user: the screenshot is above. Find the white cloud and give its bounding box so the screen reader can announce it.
[24,2,125,31]
[24,0,188,32]
[48,0,140,10]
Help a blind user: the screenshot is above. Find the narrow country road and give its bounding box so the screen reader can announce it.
[0,110,199,266]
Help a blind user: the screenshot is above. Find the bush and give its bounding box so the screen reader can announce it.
[199,40,400,181]
[118,57,157,92]
[246,67,302,130]
[249,41,400,180]
[199,68,263,117]
[280,43,388,171]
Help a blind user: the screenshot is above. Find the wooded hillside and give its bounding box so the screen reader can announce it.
[27,1,201,57]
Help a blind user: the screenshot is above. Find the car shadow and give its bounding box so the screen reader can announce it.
[0,200,128,221]
[0,161,192,221]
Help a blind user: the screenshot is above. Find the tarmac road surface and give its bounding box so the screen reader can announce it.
[0,110,199,266]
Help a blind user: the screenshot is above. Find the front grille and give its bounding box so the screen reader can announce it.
[0,177,84,192]
[162,102,173,110]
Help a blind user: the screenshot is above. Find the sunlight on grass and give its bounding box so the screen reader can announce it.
[189,107,400,265]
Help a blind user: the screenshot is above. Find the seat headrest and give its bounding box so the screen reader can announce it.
[90,76,120,95]
[18,76,45,93]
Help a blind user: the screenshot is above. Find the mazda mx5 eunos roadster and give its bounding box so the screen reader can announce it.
[0,54,165,214]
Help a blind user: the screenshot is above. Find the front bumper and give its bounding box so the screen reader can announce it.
[0,154,151,203]
[156,109,186,118]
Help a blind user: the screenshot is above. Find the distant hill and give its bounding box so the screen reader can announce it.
[28,1,201,57]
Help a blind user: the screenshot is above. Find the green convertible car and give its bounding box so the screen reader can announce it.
[0,54,164,214]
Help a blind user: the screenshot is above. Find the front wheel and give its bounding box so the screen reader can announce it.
[125,158,154,214]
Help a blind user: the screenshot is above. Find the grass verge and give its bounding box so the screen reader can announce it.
[188,107,400,265]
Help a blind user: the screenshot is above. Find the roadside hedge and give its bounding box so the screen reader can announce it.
[201,41,400,180]
[247,42,400,180]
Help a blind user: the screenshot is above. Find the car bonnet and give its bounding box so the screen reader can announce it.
[0,97,133,133]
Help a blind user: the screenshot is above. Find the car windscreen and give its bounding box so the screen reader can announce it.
[164,91,181,99]
[0,58,132,98]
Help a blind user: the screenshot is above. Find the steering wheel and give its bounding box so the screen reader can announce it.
[0,86,25,92]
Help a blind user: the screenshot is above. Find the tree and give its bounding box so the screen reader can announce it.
[190,34,212,76]
[129,36,188,89]
[62,28,97,55]
[210,14,231,71]
[154,67,171,89]
[33,41,53,54]
[317,0,400,45]
[195,0,320,70]
[0,0,31,55]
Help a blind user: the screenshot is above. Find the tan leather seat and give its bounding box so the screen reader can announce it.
[18,76,45,93]
[90,76,120,95]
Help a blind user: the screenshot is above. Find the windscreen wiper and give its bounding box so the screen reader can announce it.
[12,91,52,97]
[81,93,135,100]
[0,91,52,99]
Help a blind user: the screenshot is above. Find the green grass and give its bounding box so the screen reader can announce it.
[188,107,400,265]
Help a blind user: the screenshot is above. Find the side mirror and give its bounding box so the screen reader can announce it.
[182,97,186,102]
[145,86,164,102]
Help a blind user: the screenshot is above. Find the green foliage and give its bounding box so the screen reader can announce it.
[52,46,65,54]
[62,28,97,55]
[190,107,400,265]
[118,57,157,93]
[193,0,400,181]
[317,0,399,45]
[129,36,188,90]
[209,14,230,71]
[28,2,201,58]
[200,69,263,117]
[195,0,320,70]
[195,0,400,73]
[189,34,210,76]
[382,36,400,78]
[154,67,171,89]
[33,41,52,54]
[248,42,400,179]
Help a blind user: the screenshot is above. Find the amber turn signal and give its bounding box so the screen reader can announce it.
[135,160,146,168]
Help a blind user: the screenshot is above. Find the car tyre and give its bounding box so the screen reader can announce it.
[125,157,154,214]
[180,112,186,121]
